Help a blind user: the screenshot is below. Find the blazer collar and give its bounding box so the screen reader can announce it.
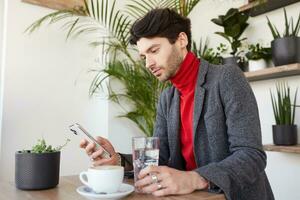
[196,59,209,87]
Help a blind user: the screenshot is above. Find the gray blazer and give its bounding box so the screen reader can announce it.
[153,60,274,200]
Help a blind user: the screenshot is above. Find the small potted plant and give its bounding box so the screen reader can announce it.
[211,8,250,71]
[270,82,299,145]
[245,43,271,71]
[15,138,70,190]
[266,8,300,66]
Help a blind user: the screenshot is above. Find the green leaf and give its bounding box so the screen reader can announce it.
[215,32,231,43]
[266,16,280,39]
[211,18,223,26]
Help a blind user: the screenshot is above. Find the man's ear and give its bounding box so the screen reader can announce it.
[177,32,188,49]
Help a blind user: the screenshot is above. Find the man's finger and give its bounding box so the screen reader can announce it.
[92,158,111,166]
[79,139,88,148]
[95,136,107,145]
[91,148,104,159]
[140,182,162,194]
[152,187,170,197]
[139,166,160,179]
[85,142,96,155]
[135,173,162,188]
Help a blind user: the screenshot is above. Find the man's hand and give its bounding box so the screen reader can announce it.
[135,166,209,196]
[79,136,119,166]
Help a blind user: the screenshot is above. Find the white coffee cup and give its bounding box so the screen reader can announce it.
[79,165,124,194]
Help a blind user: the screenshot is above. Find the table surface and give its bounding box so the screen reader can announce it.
[0,175,225,200]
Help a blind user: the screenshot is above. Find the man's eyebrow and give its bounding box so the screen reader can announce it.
[139,44,160,57]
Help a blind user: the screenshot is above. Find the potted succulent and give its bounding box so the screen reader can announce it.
[266,8,300,66]
[211,8,250,71]
[15,138,70,190]
[245,43,271,71]
[270,82,299,145]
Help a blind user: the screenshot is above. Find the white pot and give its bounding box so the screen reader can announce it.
[248,59,268,71]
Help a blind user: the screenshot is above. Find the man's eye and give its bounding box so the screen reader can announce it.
[151,49,158,53]
[140,56,146,60]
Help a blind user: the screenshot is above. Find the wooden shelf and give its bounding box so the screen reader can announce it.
[22,0,84,11]
[264,144,300,154]
[239,0,300,17]
[245,63,300,82]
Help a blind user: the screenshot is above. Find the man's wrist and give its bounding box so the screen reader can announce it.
[188,171,209,190]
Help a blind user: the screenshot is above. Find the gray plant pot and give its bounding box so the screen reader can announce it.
[15,151,60,190]
[271,36,300,66]
[272,125,298,145]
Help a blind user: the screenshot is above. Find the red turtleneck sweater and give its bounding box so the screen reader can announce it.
[170,52,200,171]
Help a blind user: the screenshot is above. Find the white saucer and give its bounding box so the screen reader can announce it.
[76,183,134,200]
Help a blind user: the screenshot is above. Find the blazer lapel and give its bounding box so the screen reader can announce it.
[193,60,209,139]
[168,89,181,153]
[168,89,186,169]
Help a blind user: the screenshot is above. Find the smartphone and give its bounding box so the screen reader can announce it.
[69,123,110,159]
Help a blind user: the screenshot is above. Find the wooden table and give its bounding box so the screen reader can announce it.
[0,176,225,200]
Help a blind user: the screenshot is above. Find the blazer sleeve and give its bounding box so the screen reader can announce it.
[195,65,267,199]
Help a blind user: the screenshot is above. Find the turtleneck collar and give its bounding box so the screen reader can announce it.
[170,52,200,95]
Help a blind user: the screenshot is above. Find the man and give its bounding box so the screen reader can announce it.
[80,8,274,200]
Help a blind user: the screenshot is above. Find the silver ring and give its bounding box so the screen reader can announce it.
[157,183,162,190]
[151,174,158,184]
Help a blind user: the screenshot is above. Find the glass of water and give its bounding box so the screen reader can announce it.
[132,136,159,192]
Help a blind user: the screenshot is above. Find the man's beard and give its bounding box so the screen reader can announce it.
[159,46,183,82]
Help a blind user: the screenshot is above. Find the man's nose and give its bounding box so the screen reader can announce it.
[146,57,155,70]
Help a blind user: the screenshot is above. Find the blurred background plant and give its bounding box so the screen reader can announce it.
[245,43,271,61]
[26,0,202,136]
[22,138,70,153]
[270,82,298,125]
[191,38,225,65]
[266,8,300,39]
[211,8,249,56]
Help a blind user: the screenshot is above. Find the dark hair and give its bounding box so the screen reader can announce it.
[129,8,192,51]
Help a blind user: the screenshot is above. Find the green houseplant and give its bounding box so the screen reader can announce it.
[266,8,300,66]
[15,138,70,190]
[211,8,249,71]
[26,0,202,137]
[245,43,271,71]
[191,38,224,65]
[270,83,298,145]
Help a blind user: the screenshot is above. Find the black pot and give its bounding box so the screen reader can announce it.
[271,36,300,66]
[272,125,298,145]
[15,151,60,190]
[222,56,248,72]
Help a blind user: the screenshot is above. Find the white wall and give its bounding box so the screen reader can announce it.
[0,0,6,159]
[0,0,109,181]
[189,1,300,199]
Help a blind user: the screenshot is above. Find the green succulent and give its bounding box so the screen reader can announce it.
[23,138,70,153]
[266,8,300,39]
[270,82,299,125]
